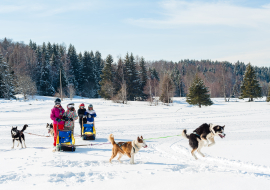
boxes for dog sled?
[82,122,96,140]
[56,130,76,151]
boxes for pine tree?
[94,51,104,98]
[240,63,262,101]
[50,44,67,94]
[138,57,148,100]
[40,43,54,96]
[99,54,114,99]
[67,45,79,92]
[124,53,140,101]
[80,51,96,97]
[0,50,15,99]
[171,66,183,97]
[33,46,42,93]
[186,75,213,108]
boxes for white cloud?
[127,0,270,28]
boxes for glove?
[62,116,69,121]
[91,115,94,118]
[56,118,61,122]
[69,118,73,121]
[83,118,87,124]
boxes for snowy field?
[0,96,270,189]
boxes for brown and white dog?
[46,123,54,137]
[108,134,147,164]
[182,123,226,160]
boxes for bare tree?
[67,84,76,100]
[160,74,175,105]
[15,75,37,100]
[113,82,127,104]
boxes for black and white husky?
[182,123,226,160]
[46,123,54,137]
[11,124,28,149]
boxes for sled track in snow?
[151,139,270,179]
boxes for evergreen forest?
[0,38,269,102]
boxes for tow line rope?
[25,132,182,147]
[144,134,181,140]
[25,132,81,138]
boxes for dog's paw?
[11,147,14,149]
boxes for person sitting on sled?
[63,103,78,134]
[83,104,97,125]
[50,98,65,148]
[77,103,86,135]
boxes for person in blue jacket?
[83,104,97,124]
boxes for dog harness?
[116,142,126,151]
[193,132,200,137]
[117,142,140,153]
[133,144,139,153]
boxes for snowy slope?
[0,96,270,190]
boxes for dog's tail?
[21,124,28,132]
[108,134,116,145]
[182,129,190,139]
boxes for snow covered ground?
[0,96,270,189]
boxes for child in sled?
[83,104,97,125]
[63,103,78,134]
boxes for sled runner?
[56,130,76,151]
[82,123,96,140]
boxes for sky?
[0,0,270,67]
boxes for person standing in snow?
[77,103,86,136]
[84,104,97,125]
[50,98,65,148]
[63,103,78,134]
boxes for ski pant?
[79,118,83,136]
[53,124,64,147]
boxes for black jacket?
[78,108,86,125]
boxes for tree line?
[0,37,270,103]
[0,38,104,99]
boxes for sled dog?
[11,124,28,149]
[108,134,147,164]
[46,123,54,137]
[182,123,226,160]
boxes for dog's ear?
[223,125,225,128]
[141,136,143,139]
[137,136,140,141]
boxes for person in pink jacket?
[50,98,65,147]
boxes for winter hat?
[67,103,75,109]
[80,103,85,107]
[88,104,93,108]
[55,98,61,105]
